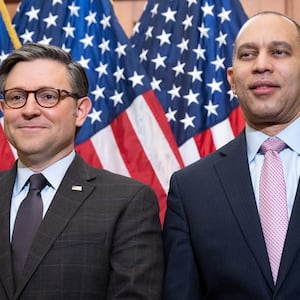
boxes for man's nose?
[21,93,41,112]
[252,52,273,73]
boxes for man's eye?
[39,91,58,100]
[45,94,55,99]
[272,49,288,56]
[239,51,256,60]
[9,94,25,101]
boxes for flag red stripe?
[143,90,184,168]
[194,129,216,158]
[75,139,103,169]
[110,110,167,222]
[229,106,245,137]
[193,107,245,160]
[0,125,15,170]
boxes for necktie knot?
[261,137,286,154]
[29,173,47,191]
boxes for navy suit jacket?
[0,154,163,299]
[163,131,300,299]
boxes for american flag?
[0,1,17,170]
[131,0,248,166]
[0,4,14,54]
[0,0,185,222]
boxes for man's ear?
[226,67,236,94]
[75,96,92,127]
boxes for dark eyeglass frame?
[1,87,81,109]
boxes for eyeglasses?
[1,88,80,109]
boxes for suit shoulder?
[69,157,158,205]
[173,134,244,178]
[97,167,148,186]
[0,170,8,177]
[173,147,221,177]
[81,160,156,194]
[0,169,12,180]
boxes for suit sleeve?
[163,173,201,300]
[107,184,164,300]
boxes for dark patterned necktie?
[11,173,47,285]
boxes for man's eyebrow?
[235,41,293,56]
[269,41,293,51]
[236,42,256,51]
[237,41,292,51]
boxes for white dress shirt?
[247,117,300,219]
[10,151,76,241]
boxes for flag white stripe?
[179,137,201,166]
[127,95,181,192]
[211,118,235,149]
[90,124,130,176]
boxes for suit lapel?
[214,132,274,288]
[0,166,17,298]
[276,183,300,289]
[15,155,97,296]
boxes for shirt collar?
[246,116,300,163]
[15,151,76,194]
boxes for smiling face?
[227,13,300,135]
[0,58,91,171]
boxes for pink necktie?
[259,137,288,283]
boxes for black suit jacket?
[0,154,163,299]
[163,131,300,299]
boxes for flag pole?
[0,0,21,49]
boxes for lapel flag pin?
[72,185,83,191]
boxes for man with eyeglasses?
[0,43,163,299]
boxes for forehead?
[10,58,66,71]
[235,14,299,47]
[7,59,67,79]
[5,59,70,89]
